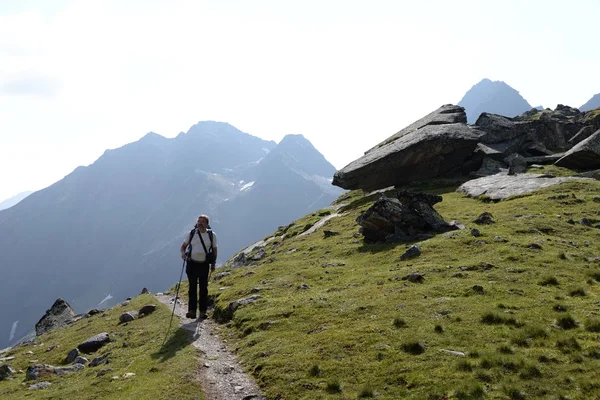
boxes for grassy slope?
[0,293,203,400]
[211,176,600,400]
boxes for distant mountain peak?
[580,93,600,112]
[458,79,532,123]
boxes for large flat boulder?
[333,121,484,191]
[555,130,600,169]
[458,173,588,200]
[366,104,467,152]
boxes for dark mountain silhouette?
[0,191,33,211]
[458,78,533,123]
[580,93,600,111]
[0,122,343,349]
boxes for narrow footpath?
[155,293,265,400]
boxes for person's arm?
[180,241,188,260]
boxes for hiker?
[180,214,218,319]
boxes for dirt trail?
[155,293,265,400]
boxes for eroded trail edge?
[155,293,265,400]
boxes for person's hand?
[210,263,216,271]
[181,253,187,260]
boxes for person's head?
[196,214,210,230]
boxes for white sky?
[1,0,599,201]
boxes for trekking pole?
[162,258,186,346]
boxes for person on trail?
[180,214,218,319]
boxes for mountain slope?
[458,78,533,123]
[208,172,600,399]
[0,191,33,211]
[580,93,600,112]
[0,123,341,349]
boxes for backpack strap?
[198,231,212,255]
[186,228,195,257]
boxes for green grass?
[0,294,203,400]
[209,179,600,399]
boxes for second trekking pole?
[162,258,186,346]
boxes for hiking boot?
[199,312,208,320]
[185,312,196,319]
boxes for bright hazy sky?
[1,0,599,202]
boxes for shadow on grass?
[151,326,195,362]
[357,240,416,254]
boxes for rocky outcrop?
[333,106,484,191]
[35,298,77,337]
[332,104,600,192]
[356,191,460,242]
[555,131,600,169]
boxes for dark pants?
[186,259,210,314]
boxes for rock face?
[333,104,600,192]
[555,130,600,169]
[333,105,484,191]
[580,93,600,112]
[356,191,458,242]
[35,298,77,337]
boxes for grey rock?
[473,212,495,225]
[72,356,89,365]
[77,332,110,353]
[400,245,421,261]
[213,272,231,281]
[556,130,600,169]
[35,298,77,337]
[333,105,484,191]
[0,364,16,380]
[119,311,138,323]
[65,348,79,363]
[458,173,588,200]
[90,355,110,367]
[140,287,150,294]
[28,381,51,390]
[505,153,528,175]
[138,304,157,315]
[26,363,84,380]
[402,272,424,283]
[228,295,263,314]
[357,191,457,243]
[471,228,481,237]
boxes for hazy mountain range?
[0,191,33,211]
[0,122,343,349]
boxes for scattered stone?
[90,355,110,367]
[439,349,466,357]
[214,272,231,281]
[471,228,481,237]
[66,348,79,363]
[123,372,136,378]
[527,243,543,250]
[119,311,138,323]
[400,245,421,261]
[581,218,593,227]
[323,230,340,238]
[298,283,310,290]
[473,212,495,224]
[28,382,51,390]
[140,287,149,294]
[87,309,103,316]
[73,356,89,365]
[472,285,485,294]
[402,272,425,283]
[120,301,130,307]
[138,304,157,315]
[494,236,509,242]
[0,364,16,380]
[26,363,84,380]
[77,332,110,354]
[228,296,263,314]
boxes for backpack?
[187,228,215,263]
